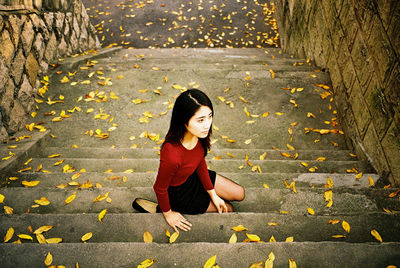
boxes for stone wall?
[0,0,99,139]
[273,0,400,186]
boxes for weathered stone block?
[339,1,358,52]
[73,17,80,37]
[384,64,400,127]
[70,32,78,51]
[11,48,25,85]
[55,12,65,37]
[0,57,8,89]
[8,99,26,133]
[44,12,54,29]
[362,122,390,178]
[381,121,400,186]
[364,75,392,141]
[386,3,400,66]
[350,31,372,88]
[39,60,48,73]
[28,13,41,29]
[335,38,351,75]
[58,36,68,56]
[353,0,376,38]
[0,79,15,119]
[44,32,57,62]
[33,32,45,62]
[79,24,88,47]
[25,52,39,86]
[366,16,397,87]
[18,75,34,113]
[349,81,371,139]
[63,17,70,37]
[376,0,398,31]
[8,15,25,48]
[342,59,356,95]
[21,19,34,55]
[0,15,3,33]
[0,30,15,67]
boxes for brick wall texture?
[273,0,400,186]
[0,0,99,139]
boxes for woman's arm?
[207,189,228,214]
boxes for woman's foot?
[132,198,159,213]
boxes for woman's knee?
[235,185,245,201]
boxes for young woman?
[133,89,245,233]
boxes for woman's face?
[186,106,213,139]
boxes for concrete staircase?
[1,48,399,267]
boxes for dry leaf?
[265,252,275,268]
[98,209,107,222]
[81,232,92,242]
[263,183,270,189]
[371,229,382,242]
[45,238,62,244]
[269,235,276,242]
[4,206,13,214]
[169,232,179,243]
[204,255,217,268]
[34,225,53,235]
[143,231,153,243]
[137,259,156,268]
[232,225,248,232]
[332,235,346,238]
[36,234,46,244]
[65,193,76,205]
[229,233,237,244]
[246,233,261,242]
[4,227,14,242]
[0,194,4,203]
[22,181,40,187]
[288,258,297,268]
[342,220,350,233]
[44,252,53,266]
[18,234,33,240]
[307,207,315,215]
[34,197,50,206]
[285,236,294,242]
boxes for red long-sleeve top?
[153,140,214,212]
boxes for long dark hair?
[163,89,214,155]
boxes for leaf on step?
[165,229,171,238]
[104,169,113,173]
[244,139,252,145]
[22,181,40,187]
[368,176,374,187]
[65,193,76,205]
[229,232,237,244]
[371,229,382,243]
[285,236,294,242]
[249,261,263,268]
[239,95,248,103]
[307,207,315,215]
[232,225,248,232]
[98,209,107,223]
[36,234,46,244]
[94,192,109,202]
[355,172,363,180]
[0,194,4,203]
[137,258,156,268]
[331,235,345,238]
[263,183,270,189]
[259,152,267,160]
[288,258,297,268]
[143,230,153,243]
[264,251,275,268]
[124,169,135,173]
[17,234,33,240]
[342,220,350,233]
[81,232,93,242]
[48,154,61,158]
[324,177,334,188]
[4,206,13,214]
[203,255,217,268]
[246,233,261,242]
[286,144,295,151]
[268,69,275,78]
[4,227,14,242]
[33,225,53,235]
[54,159,64,166]
[45,238,62,244]
[388,190,400,198]
[169,232,179,244]
[269,235,276,242]
[328,219,340,225]
[44,252,53,266]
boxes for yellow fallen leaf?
[332,235,346,238]
[143,230,153,243]
[98,209,107,223]
[22,181,40,187]
[165,229,171,238]
[81,232,92,242]
[4,227,14,242]
[246,233,261,242]
[124,169,135,173]
[301,162,309,167]
[265,251,275,268]
[204,255,217,268]
[169,232,179,243]
[307,207,315,215]
[36,234,46,244]
[259,152,267,160]
[104,169,113,173]
[368,176,374,187]
[34,225,53,234]
[229,233,237,244]
[285,236,294,242]
[0,193,4,203]
[269,235,276,242]
[44,252,53,266]
[268,222,278,226]
[324,177,334,188]
[45,238,62,244]
[371,229,382,242]
[244,139,252,145]
[137,259,156,268]
[232,225,248,232]
[342,220,350,233]
[280,210,290,214]
[65,193,76,204]
[249,261,264,268]
[263,183,270,189]
[328,219,340,224]
[4,206,13,214]
[289,258,297,268]
[262,112,269,117]
[239,95,248,103]
[18,234,33,240]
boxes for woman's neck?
[181,132,199,150]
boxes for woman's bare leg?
[206,174,245,212]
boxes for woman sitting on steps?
[132,89,245,233]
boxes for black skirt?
[167,169,216,214]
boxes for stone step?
[17,158,371,174]
[0,242,399,267]
[38,147,356,161]
[1,187,398,215]
[1,213,399,243]
[4,172,380,189]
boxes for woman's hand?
[209,190,228,214]
[163,210,192,233]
